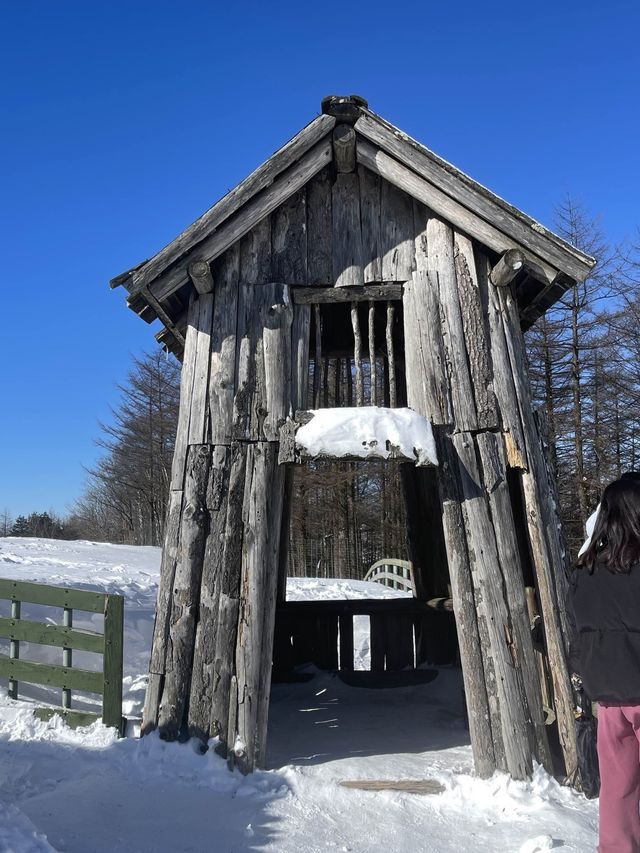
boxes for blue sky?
[1,0,639,519]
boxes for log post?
[490,249,525,288]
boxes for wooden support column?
[496,279,578,777]
[229,442,286,773]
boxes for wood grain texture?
[209,245,240,444]
[359,165,382,281]
[332,173,364,287]
[380,178,415,281]
[306,169,332,285]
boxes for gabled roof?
[111,96,595,354]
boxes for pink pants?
[597,703,640,853]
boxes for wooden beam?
[124,113,335,292]
[356,140,558,287]
[141,139,333,303]
[490,249,525,288]
[354,112,595,283]
[333,124,356,173]
[291,284,403,304]
[188,259,214,295]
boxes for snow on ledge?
[295,407,438,466]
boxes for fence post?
[102,595,124,732]
[8,600,20,699]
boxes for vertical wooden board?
[277,466,294,604]
[233,283,259,440]
[239,217,271,285]
[272,188,307,284]
[209,244,240,444]
[452,430,533,780]
[102,595,124,731]
[403,270,451,425]
[476,431,553,772]
[478,251,528,468]
[453,233,498,430]
[427,217,478,432]
[332,172,364,287]
[210,442,247,748]
[381,178,415,281]
[188,445,231,742]
[307,168,332,285]
[158,444,212,740]
[170,296,200,490]
[232,443,286,772]
[262,284,293,441]
[359,165,382,282]
[188,293,214,445]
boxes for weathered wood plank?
[380,178,415,281]
[188,293,214,445]
[359,165,382,281]
[351,303,364,406]
[357,139,558,287]
[333,173,364,287]
[209,244,240,444]
[239,217,271,285]
[0,618,104,653]
[272,188,307,283]
[170,296,199,489]
[0,656,104,694]
[158,445,211,739]
[188,446,231,742]
[147,139,333,303]
[368,302,377,405]
[427,217,478,431]
[386,301,397,408]
[292,284,403,304]
[129,114,335,292]
[306,168,332,285]
[291,303,311,412]
[453,232,498,430]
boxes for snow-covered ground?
[0,538,598,852]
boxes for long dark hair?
[579,477,640,573]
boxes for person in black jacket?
[569,476,640,853]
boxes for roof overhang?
[111,97,596,355]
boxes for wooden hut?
[111,95,595,780]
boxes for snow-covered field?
[0,538,598,852]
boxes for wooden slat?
[124,114,335,292]
[355,112,594,282]
[209,244,240,444]
[146,139,333,303]
[386,301,397,408]
[306,168,332,285]
[272,188,307,283]
[380,178,415,281]
[292,284,403,304]
[188,293,214,445]
[332,173,364,288]
[102,593,124,730]
[0,618,104,654]
[0,579,106,614]
[0,656,104,694]
[359,164,382,281]
[357,141,558,287]
[368,301,377,405]
[170,296,199,489]
[33,707,101,729]
[351,303,364,405]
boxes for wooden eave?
[111,101,595,354]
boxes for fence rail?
[0,578,124,733]
[364,558,415,593]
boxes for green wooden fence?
[0,578,124,733]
